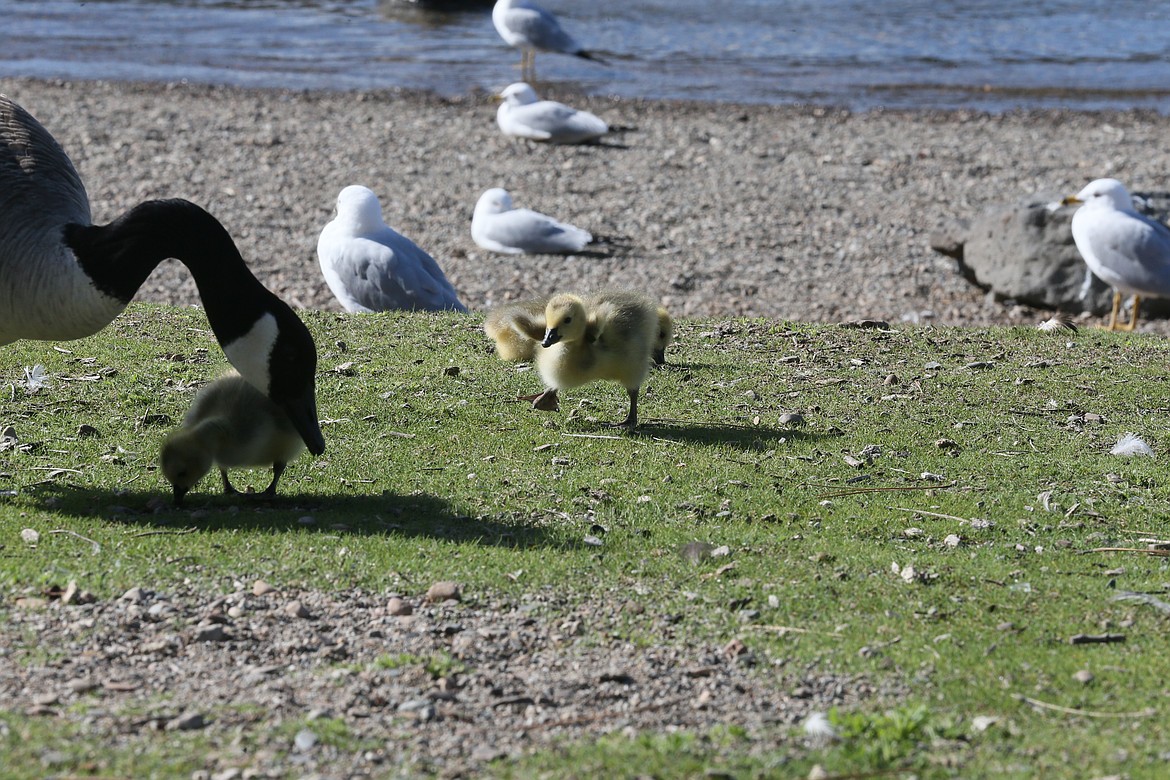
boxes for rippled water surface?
[3,0,1169,111]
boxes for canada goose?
[531,291,659,431]
[492,0,602,80]
[0,94,325,455]
[1063,178,1170,331]
[472,188,592,255]
[317,185,467,314]
[496,82,608,145]
[486,296,674,366]
[160,373,305,504]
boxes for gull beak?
[541,328,562,348]
[1061,196,1083,206]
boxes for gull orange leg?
[1104,290,1122,331]
[1119,294,1142,332]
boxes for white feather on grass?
[20,364,49,393]
[1111,433,1154,457]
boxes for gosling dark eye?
[564,316,572,324]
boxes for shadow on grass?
[637,420,822,450]
[14,484,562,550]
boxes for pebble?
[285,600,311,619]
[195,625,230,642]
[166,712,207,731]
[20,528,39,544]
[120,586,146,603]
[294,728,317,751]
[1073,669,1094,684]
[253,580,277,596]
[425,581,462,603]
[387,597,413,616]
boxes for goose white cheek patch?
[223,312,278,396]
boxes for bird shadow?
[16,483,562,550]
[636,420,822,450]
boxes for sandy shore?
[4,76,1170,330]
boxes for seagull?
[492,0,602,80]
[317,185,467,313]
[1063,178,1170,331]
[471,188,592,255]
[496,82,608,144]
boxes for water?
[3,0,1170,112]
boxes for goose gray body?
[0,93,325,455]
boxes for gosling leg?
[262,462,287,497]
[221,470,239,495]
[606,387,639,432]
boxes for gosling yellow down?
[487,291,659,430]
[160,372,305,504]
[486,297,674,366]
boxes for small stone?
[284,600,311,619]
[167,712,207,731]
[252,580,277,596]
[425,581,462,603]
[67,678,99,694]
[294,728,317,751]
[944,534,962,548]
[195,624,229,642]
[778,412,805,426]
[20,528,39,544]
[15,597,47,609]
[710,545,731,558]
[808,765,829,780]
[227,606,244,619]
[120,586,146,603]
[1073,669,1094,684]
[387,597,413,616]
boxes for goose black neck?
[64,198,280,347]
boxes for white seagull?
[471,188,592,255]
[492,0,602,80]
[317,185,467,313]
[0,93,324,455]
[1064,178,1170,331]
[496,82,608,145]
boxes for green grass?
[5,304,1170,777]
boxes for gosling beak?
[278,386,326,456]
[172,484,188,506]
[652,348,667,365]
[542,328,562,348]
[1061,196,1083,206]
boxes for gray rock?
[932,191,1170,317]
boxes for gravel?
[5,77,1170,331]
[1,583,903,776]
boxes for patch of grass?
[4,305,1170,776]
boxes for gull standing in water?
[492,0,603,80]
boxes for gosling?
[486,297,674,366]
[160,373,306,505]
[532,291,659,431]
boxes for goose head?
[541,293,588,347]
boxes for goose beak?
[172,484,189,506]
[541,328,562,348]
[652,347,667,365]
[280,388,326,455]
[1061,196,1082,206]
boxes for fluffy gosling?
[160,373,305,505]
